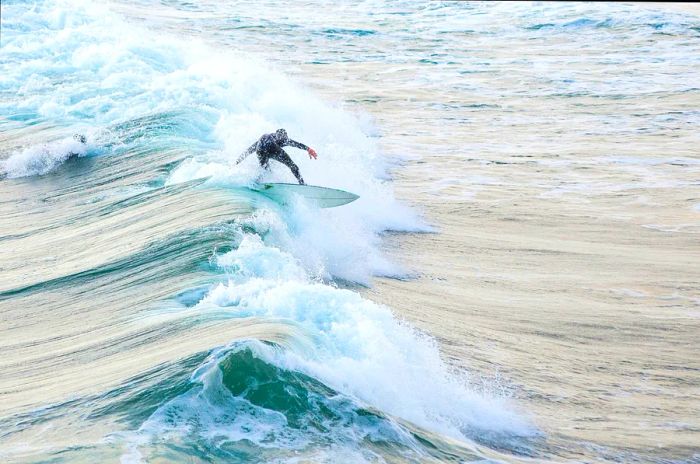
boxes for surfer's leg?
[256,153,273,184]
[257,152,270,169]
[271,150,304,185]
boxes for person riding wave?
[236,129,317,185]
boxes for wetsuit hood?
[274,128,288,144]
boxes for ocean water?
[1,1,699,463]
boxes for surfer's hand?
[307,147,317,159]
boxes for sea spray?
[2,135,90,178]
[117,233,534,461]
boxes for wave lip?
[209,236,531,439]
[1,135,90,178]
[118,342,427,462]
[117,337,529,463]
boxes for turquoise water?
[1,1,699,463]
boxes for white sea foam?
[159,67,428,283]
[3,0,429,283]
[1,136,90,178]
[11,0,428,281]
[207,235,532,438]
[159,48,429,282]
[120,235,533,461]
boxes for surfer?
[236,129,317,185]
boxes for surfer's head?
[274,128,288,143]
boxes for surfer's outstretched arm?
[235,142,258,165]
[285,139,317,159]
[284,139,308,150]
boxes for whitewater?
[1,1,699,463]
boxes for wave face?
[0,1,533,463]
[107,234,531,462]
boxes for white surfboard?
[253,183,359,208]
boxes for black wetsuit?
[237,133,309,184]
